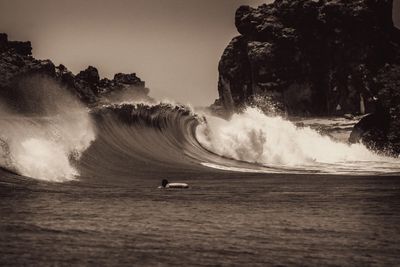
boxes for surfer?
[159,179,189,189]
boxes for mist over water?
[0,76,95,182]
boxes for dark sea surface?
[1,171,400,266]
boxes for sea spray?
[196,108,396,170]
[0,76,95,182]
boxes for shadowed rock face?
[214,0,400,155]
[0,33,152,106]
[215,0,400,116]
[349,64,400,155]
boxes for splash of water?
[0,77,95,182]
[196,108,399,174]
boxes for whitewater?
[197,108,400,175]
[1,96,400,182]
[0,77,95,182]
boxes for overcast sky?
[0,0,398,106]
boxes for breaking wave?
[79,103,400,182]
[196,108,399,174]
[1,90,399,182]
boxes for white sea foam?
[196,108,400,174]
[0,77,95,182]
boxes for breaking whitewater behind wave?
[196,109,400,174]
[1,78,399,182]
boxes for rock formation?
[349,64,400,154]
[0,33,152,107]
[214,0,400,155]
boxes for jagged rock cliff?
[214,0,400,154]
[0,33,152,107]
[215,0,399,115]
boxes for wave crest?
[2,99,400,182]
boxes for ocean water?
[1,101,400,266]
[1,172,400,266]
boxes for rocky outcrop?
[214,0,400,154]
[215,0,400,116]
[0,33,152,106]
[349,64,400,155]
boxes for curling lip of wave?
[83,103,400,179]
[2,102,400,182]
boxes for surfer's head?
[161,179,169,187]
